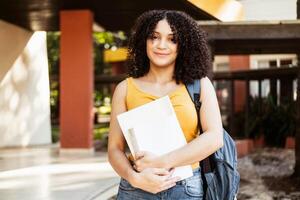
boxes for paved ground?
[0,145,119,200]
[237,148,300,200]
[1,145,299,200]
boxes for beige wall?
[213,56,230,71]
[0,20,51,147]
[239,0,297,20]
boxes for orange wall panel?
[229,55,250,112]
[60,10,94,148]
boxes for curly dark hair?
[126,10,212,84]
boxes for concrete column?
[229,55,250,112]
[60,10,94,154]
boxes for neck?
[146,63,175,84]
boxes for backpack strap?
[186,80,202,133]
[186,80,214,174]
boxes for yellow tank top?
[126,77,199,169]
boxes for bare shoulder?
[200,76,213,88]
[113,79,127,100]
[200,76,216,101]
[110,79,128,125]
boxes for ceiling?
[1,1,299,55]
[0,0,216,31]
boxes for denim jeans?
[116,168,203,200]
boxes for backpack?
[186,79,240,200]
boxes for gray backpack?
[186,79,240,200]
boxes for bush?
[247,95,297,147]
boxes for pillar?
[60,10,94,154]
[229,55,250,112]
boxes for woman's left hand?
[134,151,168,172]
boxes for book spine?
[128,128,140,159]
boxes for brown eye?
[148,33,159,40]
[170,37,177,44]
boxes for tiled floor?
[0,145,119,200]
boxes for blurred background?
[0,0,300,199]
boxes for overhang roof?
[2,1,298,55]
[199,20,300,54]
[0,0,217,31]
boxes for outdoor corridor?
[0,145,119,200]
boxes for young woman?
[108,10,223,200]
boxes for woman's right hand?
[131,168,181,194]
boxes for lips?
[154,52,170,56]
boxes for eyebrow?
[153,31,174,36]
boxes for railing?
[213,66,300,138]
[50,66,300,138]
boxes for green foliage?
[94,90,104,107]
[231,111,246,139]
[47,31,126,144]
[51,126,60,143]
[93,31,127,74]
[93,31,127,46]
[247,96,263,139]
[93,32,114,44]
[261,95,296,147]
[93,127,110,140]
[51,126,109,144]
[247,95,297,147]
[94,89,111,108]
[47,31,127,75]
[50,81,59,125]
[47,32,60,75]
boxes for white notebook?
[117,96,193,180]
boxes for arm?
[108,80,180,193]
[135,77,223,170]
[108,80,135,182]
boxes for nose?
[157,39,168,49]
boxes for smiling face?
[146,19,178,69]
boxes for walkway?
[2,145,299,200]
[0,145,119,200]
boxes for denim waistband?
[176,167,201,185]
